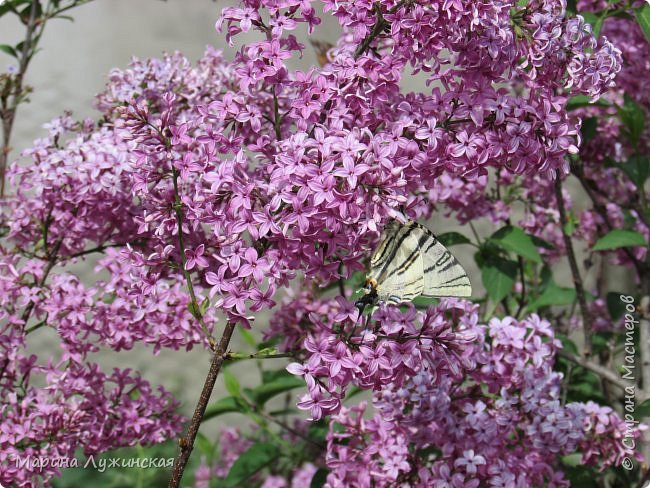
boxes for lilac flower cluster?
[274,298,638,486]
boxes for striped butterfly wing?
[368,221,425,304]
[418,224,472,298]
[368,220,471,304]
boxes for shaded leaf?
[310,468,329,488]
[580,117,598,143]
[527,283,576,310]
[223,368,241,397]
[250,375,305,406]
[203,396,249,421]
[619,155,650,187]
[480,257,517,303]
[635,399,650,419]
[223,442,280,488]
[592,229,647,251]
[566,95,610,111]
[490,226,542,263]
[606,292,628,321]
[635,3,650,44]
[0,44,18,58]
[436,231,471,247]
[619,94,645,146]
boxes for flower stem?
[171,166,215,349]
[225,351,295,361]
[168,320,237,488]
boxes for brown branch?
[0,0,40,197]
[554,176,593,355]
[557,349,644,400]
[168,320,237,488]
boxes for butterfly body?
[355,220,471,314]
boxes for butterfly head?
[354,277,378,317]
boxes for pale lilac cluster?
[0,354,181,485]
[275,309,638,487]
[285,298,480,421]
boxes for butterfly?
[355,219,472,315]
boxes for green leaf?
[223,442,280,488]
[619,94,645,146]
[239,328,257,349]
[566,0,577,14]
[606,291,628,321]
[527,282,576,310]
[592,229,648,251]
[223,368,241,397]
[307,420,330,444]
[561,453,583,468]
[261,368,294,384]
[0,0,31,18]
[436,231,472,247]
[530,235,554,250]
[250,375,305,406]
[203,396,249,421]
[195,432,216,460]
[412,296,440,309]
[480,257,517,303]
[489,225,542,263]
[0,44,18,58]
[310,468,329,488]
[562,465,596,488]
[563,219,576,237]
[566,95,610,111]
[635,3,650,44]
[556,333,579,355]
[580,117,598,143]
[619,155,650,187]
[200,296,210,315]
[187,301,200,319]
[635,399,650,419]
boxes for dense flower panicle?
[0,358,180,486]
[274,304,638,487]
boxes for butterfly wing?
[418,224,472,297]
[368,221,425,304]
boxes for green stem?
[171,166,215,349]
[272,87,282,140]
[225,351,295,361]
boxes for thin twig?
[224,351,295,361]
[168,320,237,488]
[514,256,526,318]
[554,176,592,355]
[171,166,215,349]
[557,349,643,399]
[254,407,325,450]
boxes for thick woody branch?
[168,320,237,488]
